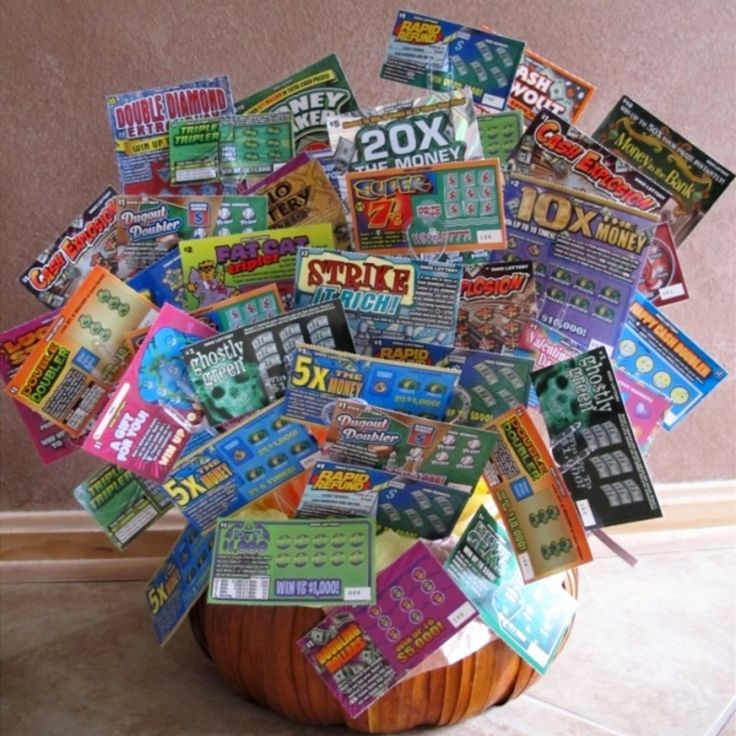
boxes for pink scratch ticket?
[83,304,215,481]
[615,370,670,453]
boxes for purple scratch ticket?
[298,541,477,718]
[499,173,659,352]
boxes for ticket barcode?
[174,167,217,183]
[448,602,476,628]
[114,504,158,545]
[344,587,371,602]
[477,229,503,244]
[518,552,535,582]
[576,499,596,528]
[212,575,269,600]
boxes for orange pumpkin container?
[189,569,577,733]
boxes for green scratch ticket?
[178,223,336,311]
[219,113,294,182]
[325,399,497,493]
[73,463,171,550]
[235,54,359,152]
[477,112,525,162]
[208,517,376,605]
[169,119,221,186]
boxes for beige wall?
[1,0,734,510]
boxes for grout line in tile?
[0,591,147,661]
[524,693,634,736]
[591,542,736,558]
[585,544,736,565]
[587,526,735,556]
[706,695,736,736]
[627,545,736,556]
[593,540,736,570]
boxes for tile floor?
[1,529,734,736]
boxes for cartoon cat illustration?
[186,260,235,307]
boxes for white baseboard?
[1,480,733,583]
[0,510,185,583]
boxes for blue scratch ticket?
[614,294,727,430]
[381,11,525,111]
[146,523,215,646]
[284,343,459,426]
[445,348,534,426]
[161,400,319,532]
